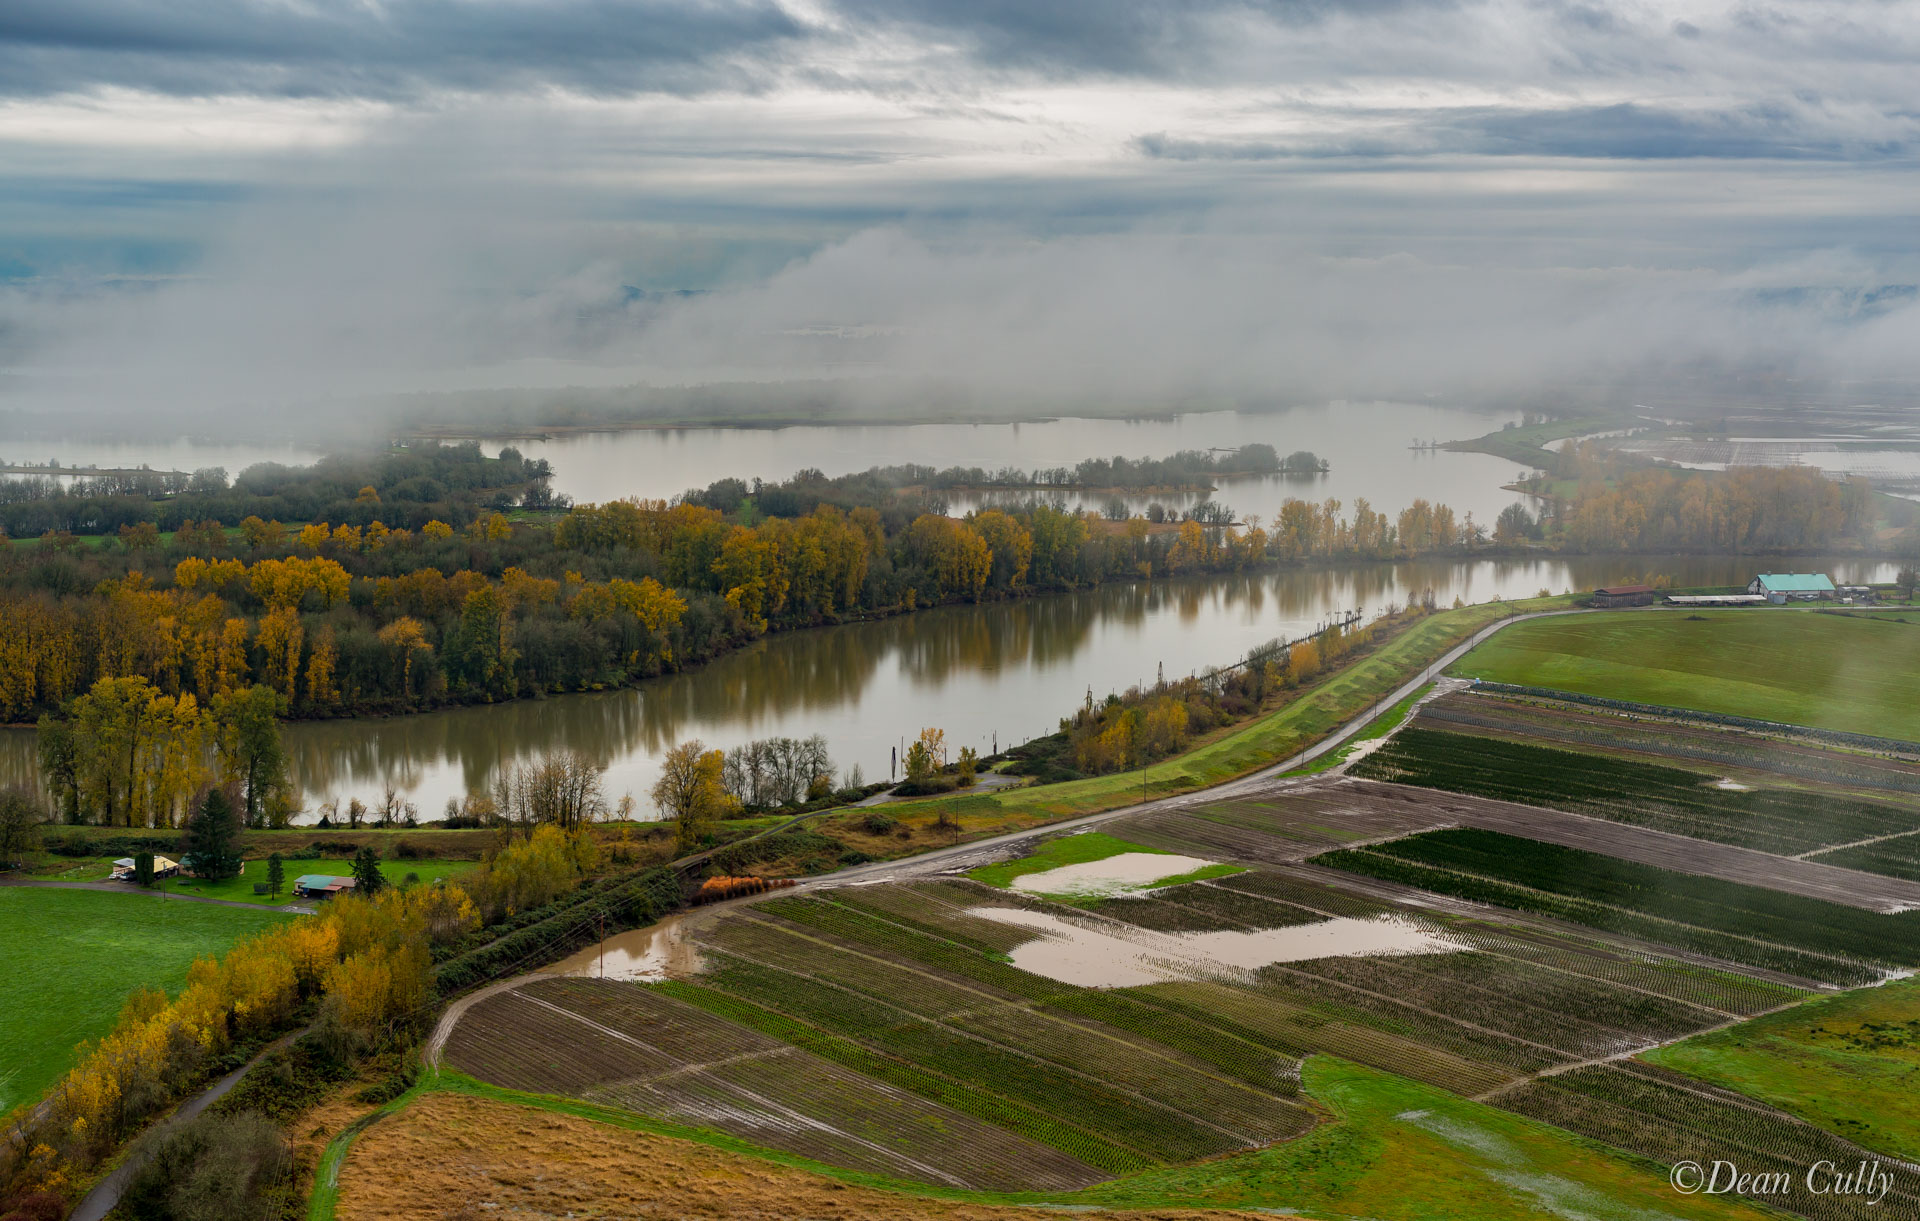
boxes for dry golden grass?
[338,1091,1264,1221]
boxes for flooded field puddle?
[1010,852,1218,898]
[552,915,699,982]
[967,907,1459,988]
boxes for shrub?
[388,837,424,860]
[121,1110,293,1221]
[0,1193,66,1221]
[860,812,898,835]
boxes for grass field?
[1643,976,1920,1162]
[168,856,477,904]
[1448,610,1920,740]
[0,887,290,1116]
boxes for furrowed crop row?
[1040,989,1302,1093]
[1142,879,1327,930]
[533,977,779,1062]
[1250,968,1565,1074]
[764,896,1078,1004]
[720,912,1309,1143]
[955,1005,1305,1143]
[708,916,1005,1017]
[1320,830,1913,983]
[1354,728,1920,858]
[1495,1064,1920,1221]
[1280,955,1666,1059]
[1422,698,1920,798]
[1323,847,1875,986]
[654,979,1148,1176]
[1143,980,1519,1097]
[1087,894,1251,933]
[823,885,1039,954]
[1443,924,1804,1016]
[1811,832,1920,883]
[1369,950,1729,1042]
[592,1047,1106,1193]
[694,952,1256,1164]
[1205,868,1394,920]
[1113,812,1313,865]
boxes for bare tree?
[493,749,608,834]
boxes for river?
[0,554,1893,821]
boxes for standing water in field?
[551,915,699,981]
[1009,852,1220,898]
[967,907,1459,988]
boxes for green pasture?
[167,856,477,905]
[1645,976,1920,1163]
[0,887,289,1117]
[1449,609,1920,741]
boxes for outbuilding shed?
[293,874,358,899]
[1592,584,1654,608]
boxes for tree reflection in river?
[0,555,1896,820]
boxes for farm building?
[1591,584,1654,608]
[1747,573,1835,602]
[294,874,357,899]
[110,856,180,881]
[1665,594,1769,607]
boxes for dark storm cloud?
[0,0,808,99]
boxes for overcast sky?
[2,0,1918,423]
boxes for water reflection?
[515,404,1535,526]
[0,555,1894,818]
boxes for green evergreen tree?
[179,788,243,881]
[351,844,385,895]
[266,851,285,899]
[134,851,155,888]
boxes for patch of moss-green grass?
[966,831,1167,889]
[1644,975,1920,1163]
[0,887,290,1116]
[169,856,476,904]
[1449,609,1920,741]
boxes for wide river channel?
[0,554,1894,820]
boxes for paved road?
[810,606,1599,888]
[0,875,315,914]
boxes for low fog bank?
[4,201,1919,440]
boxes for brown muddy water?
[550,913,700,982]
[1009,852,1219,898]
[0,554,1893,819]
[967,907,1460,988]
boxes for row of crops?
[1420,694,1920,798]
[1813,830,1920,882]
[1496,1061,1920,1221]
[442,976,1109,1191]
[1317,829,1920,985]
[1351,726,1920,858]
